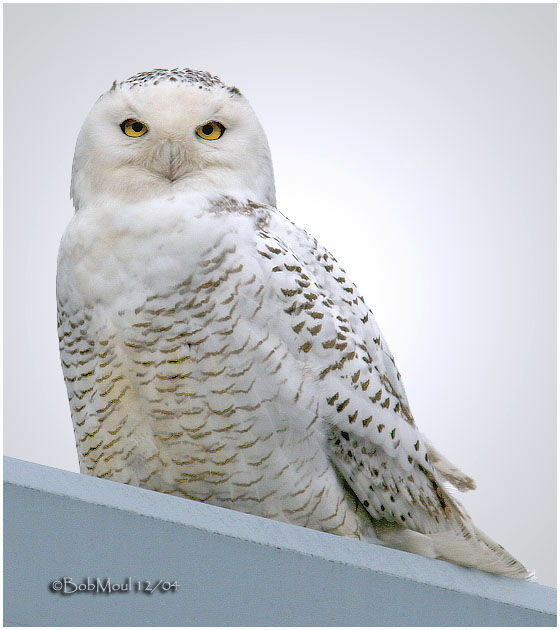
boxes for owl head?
[70,68,276,211]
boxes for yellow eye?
[195,121,225,140]
[120,118,149,137]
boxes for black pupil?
[131,122,144,133]
[202,123,214,136]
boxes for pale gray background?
[4,3,556,586]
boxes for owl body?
[58,68,530,579]
[57,193,378,538]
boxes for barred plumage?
[58,68,530,579]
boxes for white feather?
[57,68,531,580]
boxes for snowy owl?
[57,68,530,579]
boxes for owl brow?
[119,92,144,121]
[209,105,226,120]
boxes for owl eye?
[195,121,225,140]
[120,119,149,137]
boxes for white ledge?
[4,456,556,627]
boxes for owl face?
[71,73,276,210]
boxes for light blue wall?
[4,457,556,627]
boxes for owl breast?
[57,195,377,541]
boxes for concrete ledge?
[4,456,556,626]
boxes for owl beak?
[161,142,183,182]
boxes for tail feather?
[374,521,532,579]
[423,436,476,492]
[431,524,532,579]
[373,485,532,580]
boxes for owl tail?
[428,523,533,579]
[374,509,533,580]
[422,436,476,492]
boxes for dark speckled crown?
[113,67,242,96]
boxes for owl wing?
[269,211,476,493]
[258,210,461,532]
[256,208,529,578]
